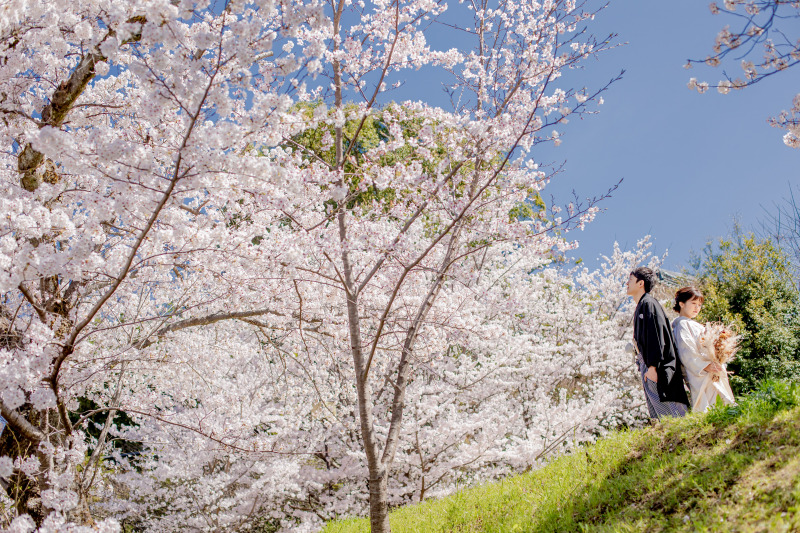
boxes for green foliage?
[240,516,282,533]
[324,380,800,533]
[69,397,143,462]
[707,379,800,426]
[284,102,547,223]
[693,229,800,394]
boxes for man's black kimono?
[633,292,690,406]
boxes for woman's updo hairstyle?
[673,286,704,313]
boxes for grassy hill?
[325,380,800,533]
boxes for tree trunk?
[368,467,390,532]
[329,1,393,530]
[0,407,59,525]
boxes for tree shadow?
[527,410,800,532]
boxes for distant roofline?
[657,269,696,288]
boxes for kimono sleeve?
[675,321,709,377]
[640,300,666,368]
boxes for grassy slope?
[325,381,800,533]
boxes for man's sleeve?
[641,301,665,368]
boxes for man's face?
[626,274,643,296]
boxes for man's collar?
[635,292,651,309]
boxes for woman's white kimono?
[672,316,735,412]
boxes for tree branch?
[18,17,146,191]
[135,307,288,350]
[17,283,46,324]
[0,400,46,442]
[74,406,313,456]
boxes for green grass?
[325,380,800,533]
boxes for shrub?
[706,378,800,425]
[693,228,800,393]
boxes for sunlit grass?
[325,380,800,532]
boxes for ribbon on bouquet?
[693,370,735,411]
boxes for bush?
[706,378,800,425]
[693,228,800,393]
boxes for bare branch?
[73,406,314,456]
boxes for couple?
[626,267,735,420]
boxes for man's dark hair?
[630,267,657,293]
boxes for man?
[627,267,689,420]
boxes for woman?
[671,286,735,412]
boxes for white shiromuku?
[672,316,736,412]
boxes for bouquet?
[698,322,741,382]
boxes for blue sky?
[366,0,799,271]
[528,0,800,271]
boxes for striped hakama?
[637,352,689,420]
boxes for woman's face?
[679,297,703,319]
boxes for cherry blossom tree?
[0,0,330,526]
[0,0,625,530]
[267,0,622,527]
[92,238,655,532]
[687,1,800,147]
